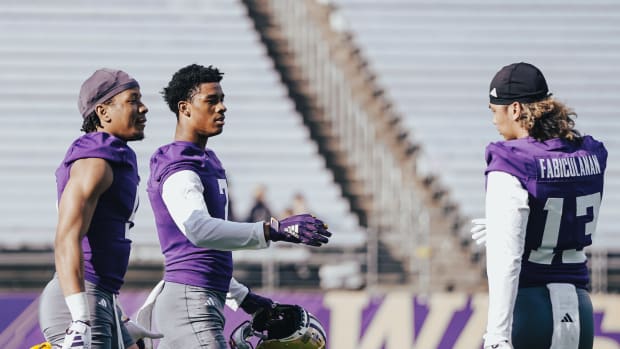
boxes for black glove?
[240,292,274,315]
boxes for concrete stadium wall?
[2,291,619,349]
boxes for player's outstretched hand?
[61,320,91,349]
[268,214,331,247]
[470,218,487,246]
[240,292,275,315]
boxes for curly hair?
[517,97,582,142]
[80,98,114,133]
[161,64,224,117]
[80,112,101,133]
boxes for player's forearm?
[183,212,268,250]
[485,252,520,341]
[54,204,92,296]
[225,277,250,310]
[485,212,524,338]
[54,214,94,296]
[56,243,91,323]
[162,170,270,249]
[54,233,85,296]
[484,172,529,342]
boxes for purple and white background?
[2,291,619,349]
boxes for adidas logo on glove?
[284,225,299,239]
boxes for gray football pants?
[39,275,134,348]
[153,281,228,349]
[512,286,594,349]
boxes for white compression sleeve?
[161,170,269,250]
[65,292,90,322]
[483,171,530,346]
[226,277,250,311]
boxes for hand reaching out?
[268,214,331,247]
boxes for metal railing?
[264,0,431,292]
[590,249,609,293]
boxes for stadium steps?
[334,0,620,246]
[333,0,620,291]
[242,0,476,289]
[242,0,372,227]
[242,0,425,286]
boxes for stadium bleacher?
[2,2,620,348]
[1,0,618,293]
[333,0,620,248]
[0,0,364,272]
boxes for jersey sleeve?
[64,132,135,166]
[485,141,531,189]
[149,142,218,191]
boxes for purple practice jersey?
[56,132,139,294]
[147,141,233,292]
[485,136,607,289]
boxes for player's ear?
[178,101,190,118]
[510,101,521,121]
[95,104,112,123]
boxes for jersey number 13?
[528,192,601,265]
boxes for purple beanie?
[78,68,139,118]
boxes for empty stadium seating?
[333,0,620,248]
[0,0,364,261]
[2,0,618,293]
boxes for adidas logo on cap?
[489,62,550,105]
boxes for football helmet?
[230,304,327,349]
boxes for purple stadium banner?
[1,291,619,349]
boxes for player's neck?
[174,125,208,149]
[515,128,529,139]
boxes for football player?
[38,69,161,349]
[473,62,606,349]
[144,64,331,348]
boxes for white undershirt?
[484,171,530,346]
[161,170,269,250]
[226,277,250,311]
[161,170,266,309]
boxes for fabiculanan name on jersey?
[537,154,602,179]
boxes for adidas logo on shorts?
[561,313,574,323]
[98,298,107,308]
